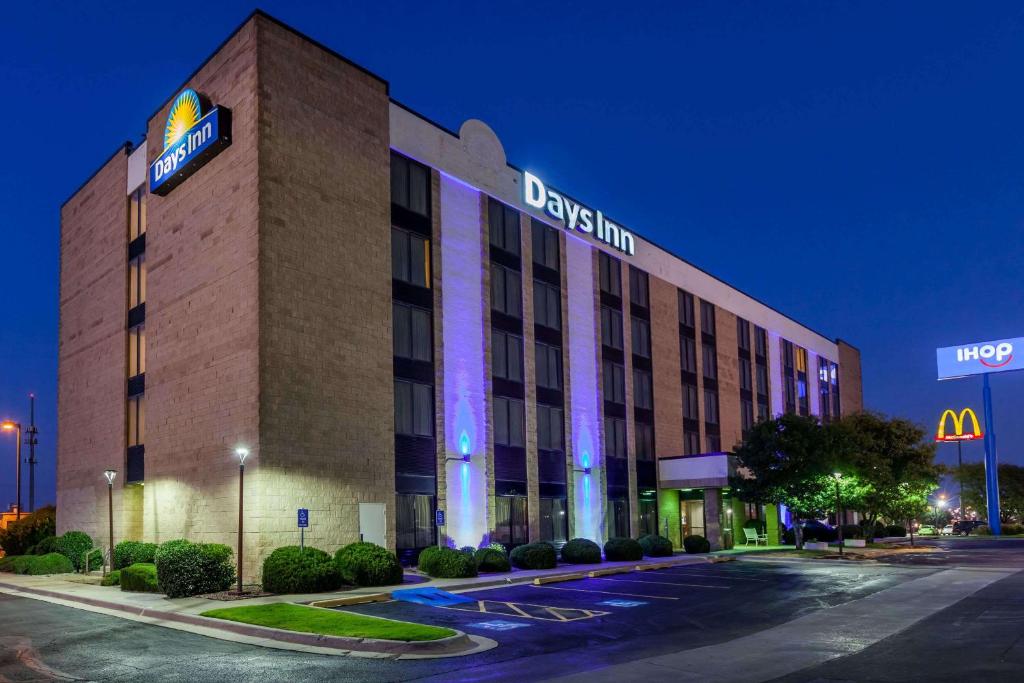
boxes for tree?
[957,462,1024,523]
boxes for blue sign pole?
[982,374,1001,535]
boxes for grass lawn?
[200,603,456,642]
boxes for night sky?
[1,2,1021,511]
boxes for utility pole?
[27,394,38,513]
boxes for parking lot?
[341,559,933,681]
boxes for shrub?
[55,531,94,572]
[802,525,838,543]
[0,555,23,572]
[510,542,557,570]
[417,546,478,578]
[459,546,477,556]
[860,521,886,539]
[155,539,235,598]
[121,563,160,592]
[974,525,993,536]
[840,524,863,540]
[474,547,510,572]
[683,535,711,554]
[486,542,507,554]
[114,541,158,570]
[561,538,602,564]
[604,537,643,562]
[1001,523,1023,535]
[32,536,58,556]
[743,519,767,534]
[884,524,907,538]
[334,542,403,587]
[11,556,35,574]
[22,553,74,575]
[262,546,341,594]
[0,506,56,556]
[102,570,121,587]
[638,534,674,557]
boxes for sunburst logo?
[164,89,203,150]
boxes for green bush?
[1002,523,1023,535]
[334,542,403,587]
[840,524,863,540]
[604,537,643,562]
[638,534,674,557]
[458,546,476,556]
[32,536,58,556]
[55,531,95,571]
[114,541,158,570]
[155,539,235,598]
[974,525,993,536]
[683,535,711,554]
[561,538,602,564]
[884,524,907,537]
[487,542,507,554]
[262,546,341,594]
[474,547,510,572]
[11,556,35,574]
[0,555,23,572]
[102,570,121,587]
[743,519,767,534]
[121,563,160,592]
[21,553,74,575]
[416,546,478,578]
[0,506,56,556]
[510,542,557,570]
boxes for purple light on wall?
[565,238,603,542]
[441,174,489,549]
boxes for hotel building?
[58,12,862,572]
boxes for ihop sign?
[936,336,1023,380]
[150,89,232,196]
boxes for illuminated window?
[128,187,147,241]
[127,395,145,447]
[631,318,651,358]
[128,325,146,377]
[489,199,521,256]
[533,280,561,330]
[599,252,621,297]
[390,154,430,217]
[391,227,430,288]
[393,302,432,362]
[531,220,559,271]
[600,306,623,350]
[490,265,522,318]
[492,331,524,382]
[795,347,807,373]
[128,255,146,309]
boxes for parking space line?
[591,576,730,589]
[530,584,680,600]
[659,569,771,582]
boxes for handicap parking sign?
[435,509,445,526]
[598,599,647,608]
[297,508,309,528]
[473,620,530,631]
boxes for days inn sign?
[150,89,232,196]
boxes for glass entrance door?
[681,499,705,539]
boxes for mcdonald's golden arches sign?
[935,408,983,442]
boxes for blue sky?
[1,1,1022,509]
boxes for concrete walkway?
[551,565,1020,682]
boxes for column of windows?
[125,187,147,483]
[599,251,630,538]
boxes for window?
[633,368,653,410]
[599,252,621,297]
[396,494,435,550]
[631,318,651,358]
[488,198,521,256]
[491,265,522,318]
[604,417,626,457]
[533,280,561,330]
[704,389,719,424]
[684,430,700,455]
[700,300,716,336]
[706,434,721,453]
[494,397,525,447]
[394,380,434,437]
[782,340,795,371]
[128,255,146,309]
[638,498,657,536]
[678,290,695,328]
[492,331,524,382]
[391,227,430,287]
[127,395,145,447]
[390,154,430,216]
[741,398,755,433]
[537,404,564,451]
[758,398,770,421]
[532,220,559,270]
[755,326,767,357]
[607,498,630,539]
[795,347,807,373]
[535,342,562,390]
[737,318,751,351]
[756,364,769,396]
[128,187,146,241]
[629,267,649,307]
[602,360,626,404]
[128,325,146,377]
[680,337,697,373]
[493,496,528,547]
[600,306,623,350]
[393,302,432,362]
[539,497,568,544]
[784,377,797,413]
[635,422,654,461]
[739,357,752,391]
[702,343,718,380]
[683,384,700,420]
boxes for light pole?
[1,421,22,520]
[936,495,948,528]
[103,470,116,575]
[27,394,38,513]
[833,472,844,557]
[234,447,249,594]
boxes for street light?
[832,472,844,557]
[103,470,117,575]
[234,447,249,595]
[1,420,22,520]
[936,494,948,528]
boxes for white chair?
[743,527,769,546]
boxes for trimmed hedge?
[155,539,235,598]
[121,563,160,592]
[683,535,711,554]
[55,531,95,572]
[638,534,674,557]
[561,538,602,564]
[604,537,643,562]
[510,542,557,570]
[31,536,58,556]
[0,506,56,556]
[334,542,404,587]
[102,570,121,587]
[474,547,510,573]
[884,524,907,537]
[840,524,863,540]
[22,553,74,575]
[417,546,478,578]
[114,541,158,570]
[262,546,341,594]
[0,555,22,572]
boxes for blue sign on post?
[297,508,309,528]
[936,336,1023,380]
[435,509,445,527]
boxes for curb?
[310,593,392,608]
[533,572,585,585]
[0,581,485,658]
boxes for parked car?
[953,520,984,536]
[917,525,938,536]
[941,524,955,535]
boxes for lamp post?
[936,495,948,528]
[103,470,116,575]
[27,394,38,513]
[832,472,844,557]
[234,447,249,595]
[1,421,22,520]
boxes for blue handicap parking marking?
[472,620,532,631]
[598,599,648,608]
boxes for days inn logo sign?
[936,336,1023,380]
[149,89,232,196]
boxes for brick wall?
[650,275,683,457]
[837,340,864,415]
